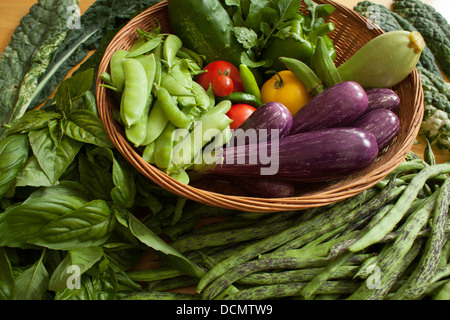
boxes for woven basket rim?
[96,0,424,212]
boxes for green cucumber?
[167,0,243,67]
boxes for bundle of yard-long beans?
[124,148,450,300]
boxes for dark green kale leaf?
[0,0,77,136]
[393,0,450,78]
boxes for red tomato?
[212,75,234,97]
[197,61,244,93]
[226,104,256,130]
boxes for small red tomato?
[226,104,256,130]
[196,60,244,93]
[212,75,234,97]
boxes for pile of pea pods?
[100,29,234,184]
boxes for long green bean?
[223,281,362,300]
[196,188,377,294]
[391,177,450,300]
[237,265,359,286]
[349,163,450,252]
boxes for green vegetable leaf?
[0,134,30,198]
[63,110,114,148]
[0,0,78,136]
[4,109,61,137]
[49,247,104,291]
[0,248,15,300]
[78,153,114,201]
[233,27,260,50]
[13,250,49,300]
[0,195,87,248]
[29,125,83,184]
[28,0,162,112]
[28,199,115,250]
[15,155,54,188]
[114,207,202,278]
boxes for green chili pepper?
[120,58,148,128]
[155,85,194,128]
[239,64,261,101]
[216,92,263,108]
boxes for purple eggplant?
[230,102,293,146]
[351,108,400,150]
[209,127,379,182]
[290,81,368,135]
[232,176,295,198]
[365,88,400,112]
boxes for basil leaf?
[28,181,90,202]
[29,126,83,184]
[0,248,15,300]
[89,147,136,208]
[49,247,104,291]
[28,199,116,250]
[63,110,114,148]
[15,155,53,188]
[78,153,114,201]
[13,250,49,300]
[114,207,201,278]
[0,195,87,248]
[4,109,61,136]
[0,134,30,198]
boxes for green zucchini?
[167,0,243,67]
[337,30,425,88]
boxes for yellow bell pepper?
[261,70,311,116]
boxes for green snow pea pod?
[163,34,182,68]
[110,50,128,90]
[169,169,190,184]
[135,53,157,95]
[192,81,210,110]
[126,34,163,58]
[155,85,194,128]
[153,43,163,88]
[125,102,151,147]
[160,69,194,96]
[120,58,148,127]
[142,141,156,164]
[142,98,169,145]
[172,105,232,167]
[154,122,177,169]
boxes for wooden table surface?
[0,0,449,163]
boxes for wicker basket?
[96,0,424,212]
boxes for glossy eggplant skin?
[210,127,379,182]
[351,108,400,150]
[290,81,368,135]
[232,177,295,198]
[365,88,400,113]
[230,102,293,146]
